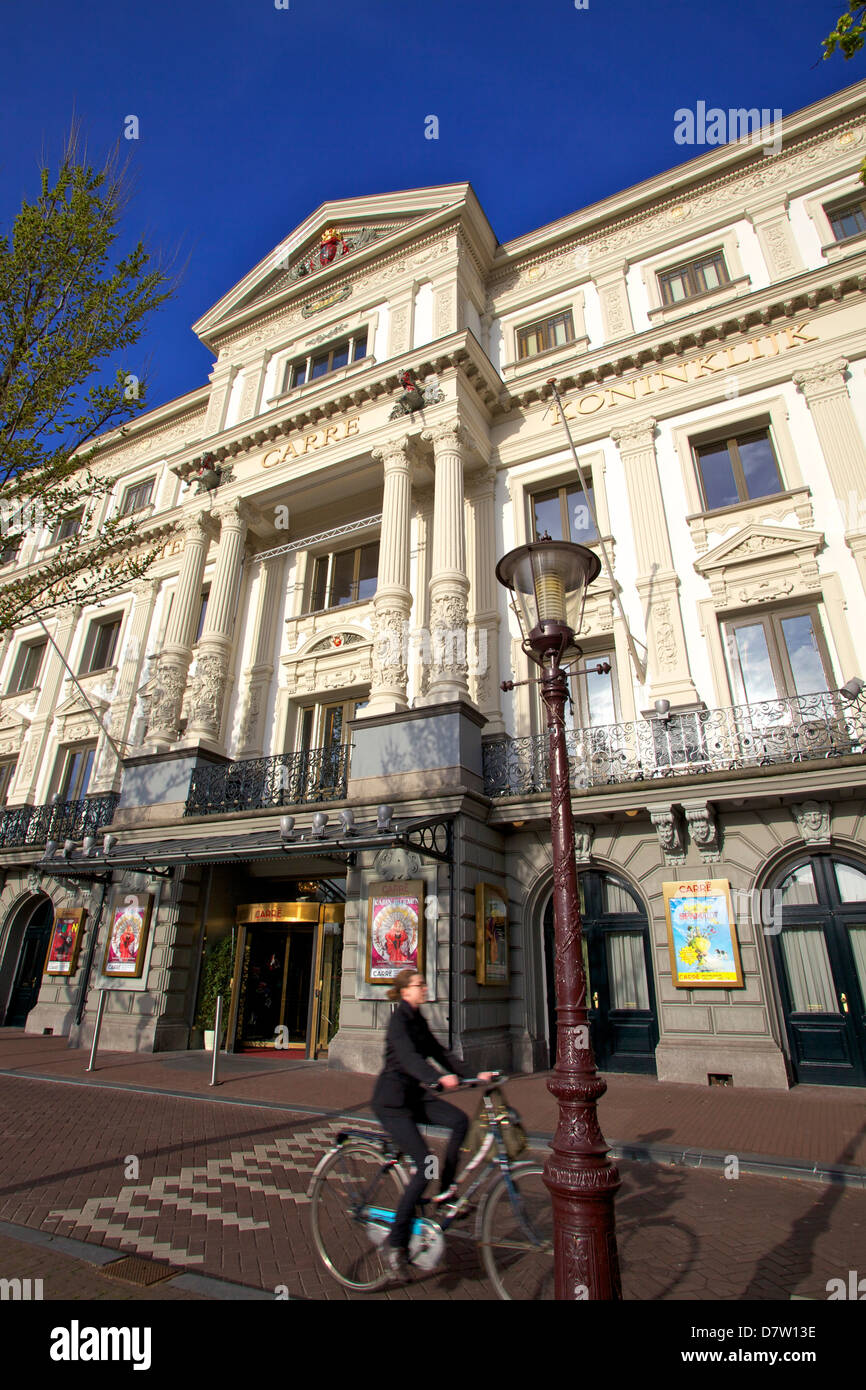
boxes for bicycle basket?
[462,1087,527,1160]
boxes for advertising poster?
[663,879,744,988]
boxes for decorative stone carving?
[654,603,678,671]
[238,687,261,749]
[147,664,188,739]
[650,807,686,865]
[430,592,469,683]
[187,652,230,731]
[573,822,594,863]
[793,358,849,395]
[792,800,831,845]
[683,802,721,863]
[371,610,409,690]
[373,847,422,880]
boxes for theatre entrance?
[227,901,344,1058]
[543,870,658,1074]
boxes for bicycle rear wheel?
[309,1140,406,1291]
[480,1162,554,1300]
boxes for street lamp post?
[496,539,622,1301]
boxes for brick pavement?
[1,1030,864,1175]
[0,1071,863,1302]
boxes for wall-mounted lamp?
[840,676,865,701]
[279,815,296,842]
[339,809,357,836]
[103,834,118,854]
[45,839,57,859]
[61,839,75,860]
[82,836,96,857]
[376,804,394,834]
[654,698,671,721]
[311,812,329,840]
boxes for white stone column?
[148,511,216,749]
[794,359,866,599]
[367,437,414,714]
[90,578,159,792]
[236,554,286,757]
[186,499,251,744]
[466,466,504,733]
[411,488,434,701]
[611,418,697,705]
[420,421,471,703]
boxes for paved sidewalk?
[1,1030,864,1178]
[0,1069,863,1302]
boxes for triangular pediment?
[695,523,825,574]
[193,184,479,347]
[54,689,110,720]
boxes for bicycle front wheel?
[480,1162,555,1300]
[309,1141,406,1291]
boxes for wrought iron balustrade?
[0,793,120,849]
[185,744,351,817]
[483,691,866,798]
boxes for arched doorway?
[767,852,866,1087]
[543,870,658,1073]
[2,896,54,1027]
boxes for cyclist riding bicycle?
[371,968,494,1279]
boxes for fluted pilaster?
[367,437,414,713]
[186,499,251,743]
[466,466,504,732]
[236,554,286,756]
[420,421,471,703]
[147,511,216,749]
[611,418,697,705]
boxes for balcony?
[185,745,351,817]
[0,794,120,849]
[483,692,866,798]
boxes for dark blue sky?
[0,0,860,413]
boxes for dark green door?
[770,855,866,1087]
[544,871,658,1074]
[6,900,53,1027]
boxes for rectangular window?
[723,607,833,705]
[692,426,783,511]
[0,759,17,806]
[119,478,154,516]
[826,199,866,242]
[8,639,47,694]
[309,542,378,611]
[79,617,122,675]
[0,537,21,567]
[52,511,84,544]
[516,310,575,361]
[531,480,598,545]
[282,330,369,393]
[658,250,730,306]
[54,743,97,803]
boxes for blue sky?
[0,0,861,413]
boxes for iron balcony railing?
[483,691,866,798]
[0,793,120,849]
[185,744,351,817]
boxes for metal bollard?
[210,994,224,1087]
[86,989,108,1072]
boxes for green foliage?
[195,936,235,1031]
[0,127,177,632]
[822,2,866,60]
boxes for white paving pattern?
[45,1119,381,1266]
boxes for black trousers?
[373,1097,469,1251]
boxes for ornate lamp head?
[496,540,601,665]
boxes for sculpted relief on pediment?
[695,524,825,609]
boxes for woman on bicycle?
[372,968,493,1278]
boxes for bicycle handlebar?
[423,1071,507,1093]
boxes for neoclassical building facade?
[2,82,866,1089]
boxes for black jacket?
[372,1000,469,1110]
